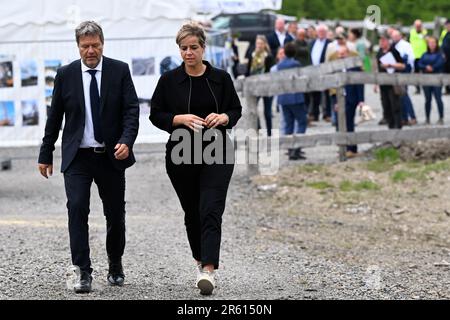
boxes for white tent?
[193,0,282,14]
[0,0,198,146]
[0,0,195,41]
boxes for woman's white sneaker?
[196,271,215,295]
[194,263,203,288]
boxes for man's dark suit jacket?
[309,38,332,64]
[442,32,450,60]
[38,56,140,172]
[267,32,294,57]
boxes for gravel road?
[0,87,449,300]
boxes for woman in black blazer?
[150,22,242,295]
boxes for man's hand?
[114,144,129,160]
[173,114,206,132]
[205,113,229,129]
[426,65,433,73]
[38,164,53,179]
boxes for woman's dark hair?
[284,42,297,58]
[350,28,362,39]
[427,36,440,53]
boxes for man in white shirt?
[267,18,294,57]
[38,21,139,293]
[311,24,329,66]
[391,29,417,125]
[310,25,332,121]
[392,30,415,71]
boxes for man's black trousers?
[64,149,126,274]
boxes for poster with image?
[132,57,155,76]
[45,88,53,116]
[0,61,14,88]
[21,60,38,87]
[0,101,15,126]
[160,56,182,75]
[45,89,63,130]
[44,60,61,88]
[21,100,39,126]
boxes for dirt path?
[0,142,449,300]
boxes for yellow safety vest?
[409,28,428,59]
[439,29,447,46]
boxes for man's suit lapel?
[273,32,280,49]
[277,34,282,48]
[321,40,330,63]
[284,34,292,45]
[75,60,86,117]
[100,57,109,114]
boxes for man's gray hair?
[316,24,329,32]
[75,21,104,44]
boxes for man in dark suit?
[309,24,332,122]
[442,19,450,94]
[267,18,294,58]
[38,21,139,293]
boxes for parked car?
[211,12,277,43]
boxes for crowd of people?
[232,17,450,160]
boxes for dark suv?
[211,12,277,43]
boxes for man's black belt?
[80,147,106,154]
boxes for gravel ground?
[1,143,449,300]
[0,87,449,300]
[251,143,450,300]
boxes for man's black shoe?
[74,271,92,294]
[286,149,305,156]
[289,154,307,161]
[108,260,125,286]
[288,148,307,161]
[378,118,387,125]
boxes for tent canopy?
[0,0,195,26]
[193,0,282,14]
[0,0,196,41]
[0,0,239,147]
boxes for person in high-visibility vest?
[439,29,447,46]
[409,20,428,94]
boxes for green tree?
[279,0,448,25]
